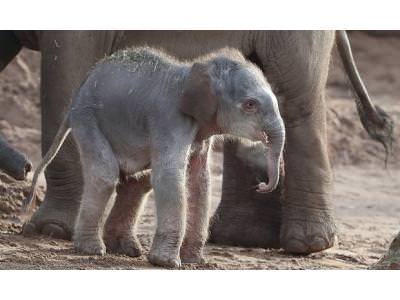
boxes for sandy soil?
[0,31,399,269]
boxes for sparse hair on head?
[103,46,248,69]
[194,47,246,64]
[102,45,187,67]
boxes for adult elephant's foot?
[280,202,336,254]
[208,191,281,248]
[208,140,282,248]
[22,195,80,240]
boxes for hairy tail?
[24,113,71,213]
[336,30,394,166]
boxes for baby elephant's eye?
[242,99,260,113]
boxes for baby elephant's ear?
[181,63,217,124]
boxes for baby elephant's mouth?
[256,181,270,193]
[252,131,271,194]
[260,131,269,144]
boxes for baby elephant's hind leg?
[73,122,119,256]
[104,170,152,257]
[180,140,211,264]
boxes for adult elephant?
[0,30,392,254]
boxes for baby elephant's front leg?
[180,140,211,264]
[149,152,188,268]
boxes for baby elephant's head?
[181,48,285,193]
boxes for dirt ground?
[0,31,399,269]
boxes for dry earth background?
[0,31,399,269]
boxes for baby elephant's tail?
[24,113,72,213]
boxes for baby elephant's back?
[69,61,153,159]
[71,60,160,121]
[87,61,155,105]
[72,47,185,112]
[69,47,186,142]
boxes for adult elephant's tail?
[336,30,394,165]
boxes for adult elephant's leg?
[23,31,120,239]
[209,139,282,248]
[264,31,336,253]
[280,97,335,253]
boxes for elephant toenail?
[41,223,69,239]
[284,239,309,254]
[22,222,37,236]
[308,236,328,252]
[170,259,182,268]
[310,236,335,252]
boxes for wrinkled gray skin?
[1,30,392,254]
[26,47,285,267]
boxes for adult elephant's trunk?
[258,118,285,193]
[0,135,32,180]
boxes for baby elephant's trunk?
[0,135,32,180]
[258,118,285,193]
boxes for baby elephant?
[25,47,285,268]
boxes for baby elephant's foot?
[74,235,106,256]
[105,234,143,257]
[149,233,182,268]
[149,251,181,268]
[180,244,206,264]
[181,253,205,264]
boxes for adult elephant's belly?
[121,31,249,60]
